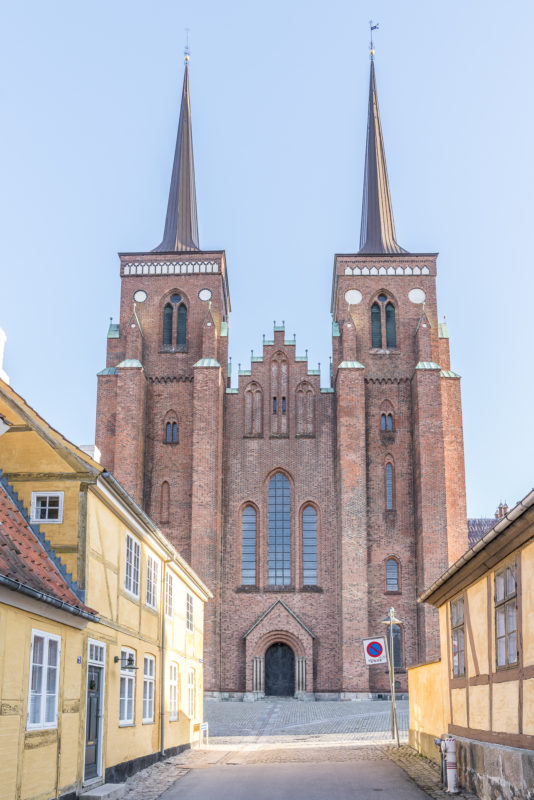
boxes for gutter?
[419,486,534,604]
[0,574,98,622]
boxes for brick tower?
[96,51,467,698]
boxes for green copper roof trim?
[296,356,307,362]
[307,369,321,375]
[415,361,441,371]
[238,369,252,376]
[321,387,335,393]
[117,359,143,368]
[193,358,220,368]
[97,367,118,376]
[251,356,263,362]
[332,322,340,337]
[440,369,461,378]
[274,324,285,332]
[107,323,119,339]
[220,321,229,337]
[262,339,274,346]
[338,360,365,369]
[284,338,296,346]
[225,387,238,394]
[438,322,449,339]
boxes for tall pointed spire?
[358,55,407,255]
[153,55,199,252]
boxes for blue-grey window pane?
[386,463,393,510]
[268,474,291,585]
[386,303,396,348]
[302,506,317,585]
[371,303,381,348]
[386,558,398,591]
[241,506,256,586]
[163,304,173,346]
[177,304,187,346]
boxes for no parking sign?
[362,636,388,665]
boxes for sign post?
[362,637,388,666]
[382,606,401,747]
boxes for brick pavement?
[121,700,477,800]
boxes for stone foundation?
[454,736,534,800]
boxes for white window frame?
[124,533,140,598]
[143,655,156,723]
[145,554,159,610]
[27,629,61,730]
[187,668,195,718]
[169,662,178,721]
[119,648,136,726]
[186,592,194,632]
[165,572,174,618]
[30,492,64,524]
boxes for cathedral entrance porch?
[265,642,295,696]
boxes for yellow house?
[408,488,534,798]
[0,379,211,800]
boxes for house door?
[265,643,295,696]
[84,665,103,780]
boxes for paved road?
[158,760,431,800]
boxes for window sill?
[385,590,401,596]
[243,434,263,439]
[295,434,316,439]
[264,585,295,592]
[269,434,289,439]
[145,604,158,614]
[119,722,135,728]
[370,348,400,355]
[300,585,322,593]
[122,588,140,602]
[163,441,180,446]
[142,720,155,725]
[30,518,63,525]
[235,585,260,593]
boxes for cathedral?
[95,51,468,699]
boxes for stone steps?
[81,783,126,800]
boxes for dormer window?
[30,492,64,524]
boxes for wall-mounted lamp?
[114,653,138,669]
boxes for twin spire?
[154,51,406,255]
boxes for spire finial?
[369,20,379,58]
[184,28,190,63]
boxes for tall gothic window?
[270,354,288,435]
[392,624,402,669]
[162,294,187,349]
[163,304,173,346]
[302,506,317,585]
[380,413,394,431]
[386,558,399,591]
[371,294,397,349]
[165,421,178,443]
[268,473,291,585]
[386,462,394,510]
[241,506,257,585]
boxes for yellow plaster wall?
[492,680,519,734]
[451,688,467,728]
[522,542,534,667]
[408,660,448,740]
[465,579,489,676]
[522,678,534,735]
[468,684,490,730]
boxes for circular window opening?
[170,294,182,304]
[378,294,387,303]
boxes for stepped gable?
[0,479,96,617]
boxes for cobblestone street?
[121,699,477,800]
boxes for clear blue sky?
[1,1,533,517]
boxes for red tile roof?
[0,481,96,618]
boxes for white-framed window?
[119,648,136,725]
[88,639,105,665]
[169,662,178,721]
[187,668,195,718]
[27,630,61,730]
[30,492,64,524]
[165,572,174,617]
[143,655,155,723]
[186,592,194,632]
[124,533,140,597]
[146,555,159,609]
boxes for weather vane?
[369,20,379,56]
[184,28,190,62]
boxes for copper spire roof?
[358,58,407,255]
[153,58,199,253]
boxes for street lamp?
[382,606,401,747]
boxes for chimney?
[495,502,509,520]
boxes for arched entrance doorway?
[265,642,295,696]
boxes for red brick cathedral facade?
[96,55,468,699]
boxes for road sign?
[362,636,388,665]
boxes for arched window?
[386,462,394,510]
[392,624,402,669]
[302,506,317,585]
[160,481,170,524]
[244,383,263,436]
[296,383,315,435]
[268,473,291,585]
[165,419,178,444]
[241,506,257,585]
[387,413,393,431]
[371,302,382,348]
[177,304,187,348]
[385,302,396,348]
[163,304,173,346]
[271,354,288,435]
[380,413,386,431]
[386,558,399,592]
